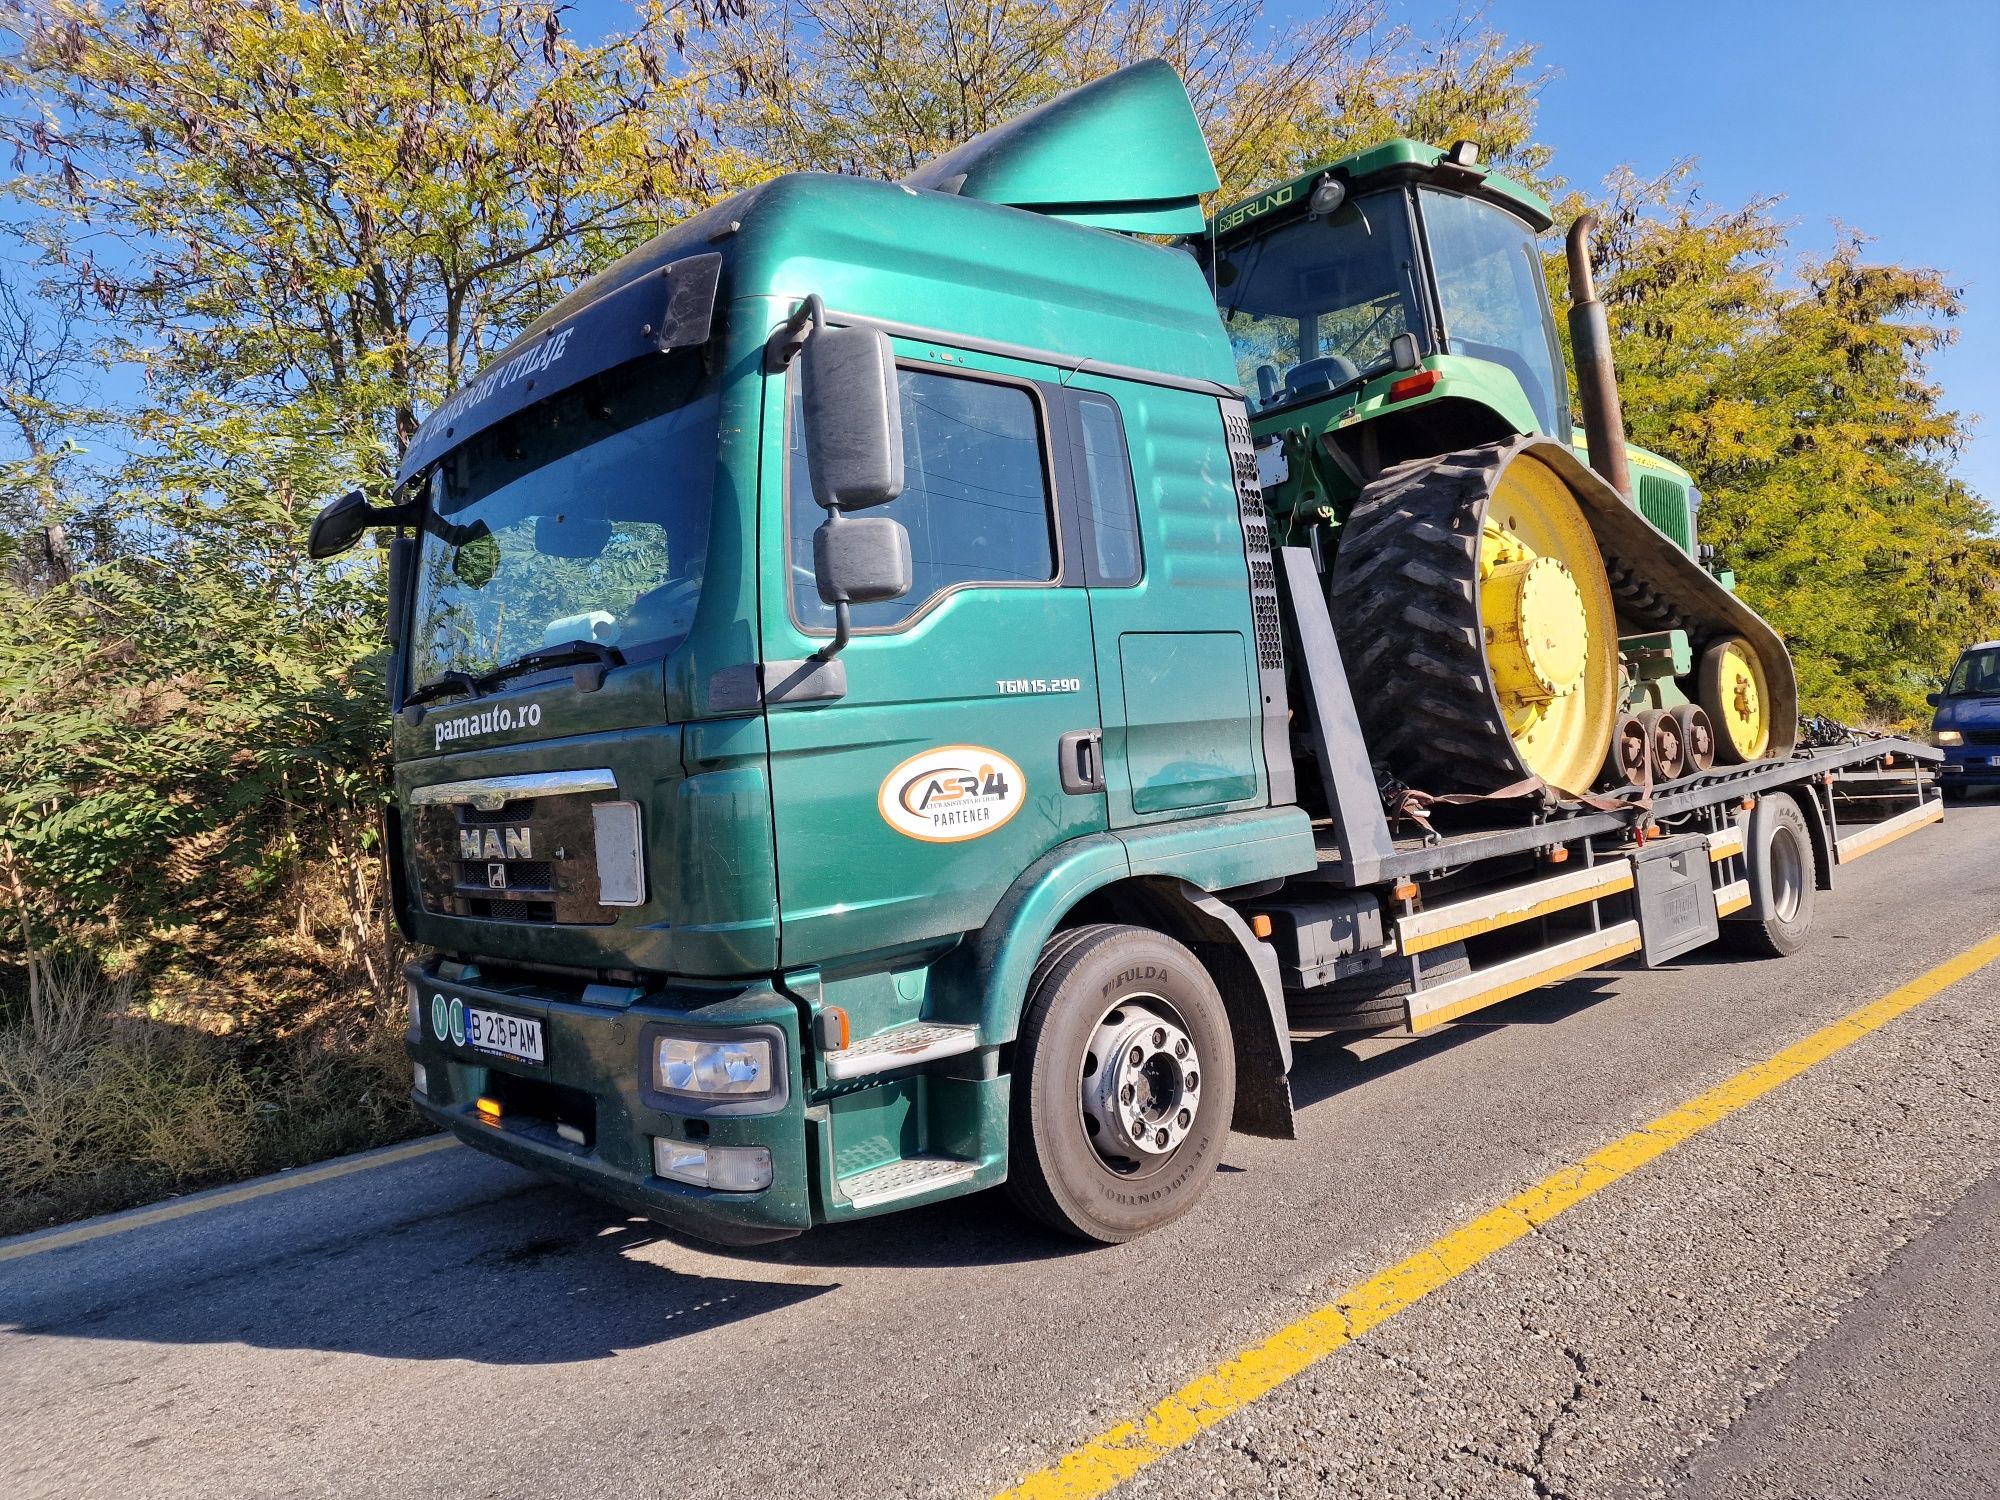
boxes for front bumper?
[405,960,812,1245]
[1936,748,2000,786]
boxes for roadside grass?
[0,955,421,1239]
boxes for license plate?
[466,1007,544,1064]
[1989,756,2000,767]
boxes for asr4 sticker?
[879,746,1026,843]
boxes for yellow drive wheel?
[1474,455,1621,792]
[1328,444,1621,797]
[1699,636,1772,762]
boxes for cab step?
[838,1154,980,1210]
[823,1020,980,1080]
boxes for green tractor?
[1194,142,1795,796]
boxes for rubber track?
[1327,443,1538,794]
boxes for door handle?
[1058,729,1105,794]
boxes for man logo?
[460,827,531,860]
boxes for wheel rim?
[1709,638,1772,760]
[1769,827,1804,923]
[1477,454,1619,793]
[1077,997,1202,1175]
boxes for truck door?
[1054,382,1272,828]
[762,350,1109,966]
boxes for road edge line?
[0,1133,459,1265]
[995,930,2000,1500]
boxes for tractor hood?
[904,59,1219,234]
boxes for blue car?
[1931,639,2000,800]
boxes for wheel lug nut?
[1155,1129,1170,1148]
[1151,1027,1166,1047]
[1177,1108,1192,1128]
[1120,1083,1135,1105]
[1174,1038,1189,1059]
[1128,1045,1143,1067]
[1185,1071,1199,1090]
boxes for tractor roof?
[1208,138,1554,243]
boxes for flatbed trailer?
[1253,545,1944,1038]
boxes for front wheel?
[1006,924,1236,1243]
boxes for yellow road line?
[997,930,2000,1500]
[0,1134,458,1264]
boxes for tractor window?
[1210,191,1423,414]
[790,367,1056,630]
[1419,189,1567,438]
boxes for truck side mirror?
[800,324,905,510]
[814,513,911,606]
[308,489,371,559]
[1926,691,1942,707]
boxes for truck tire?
[1720,795,1817,957]
[1006,924,1236,1243]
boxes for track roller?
[1668,703,1716,773]
[1640,708,1687,782]
[1604,712,1649,787]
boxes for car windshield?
[409,349,717,690]
[1945,645,2000,696]
[1419,188,1566,437]
[1211,190,1423,414]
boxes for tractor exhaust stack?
[1565,213,1633,501]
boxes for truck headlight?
[651,1035,777,1099]
[1936,729,1963,746]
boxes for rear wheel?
[1721,795,1817,957]
[1006,925,1235,1243]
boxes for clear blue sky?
[1389,0,2000,501]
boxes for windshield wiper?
[405,669,482,709]
[478,639,625,693]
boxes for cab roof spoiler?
[396,251,721,484]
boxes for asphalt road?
[3,799,1995,1500]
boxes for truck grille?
[409,781,625,925]
[1962,728,2000,747]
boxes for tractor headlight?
[651,1034,777,1100]
[1936,729,1963,746]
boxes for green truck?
[311,62,1941,1245]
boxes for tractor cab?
[1203,140,1567,444]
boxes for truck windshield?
[1211,190,1422,414]
[1945,646,2000,697]
[409,349,717,691]
[1418,188,1566,437]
